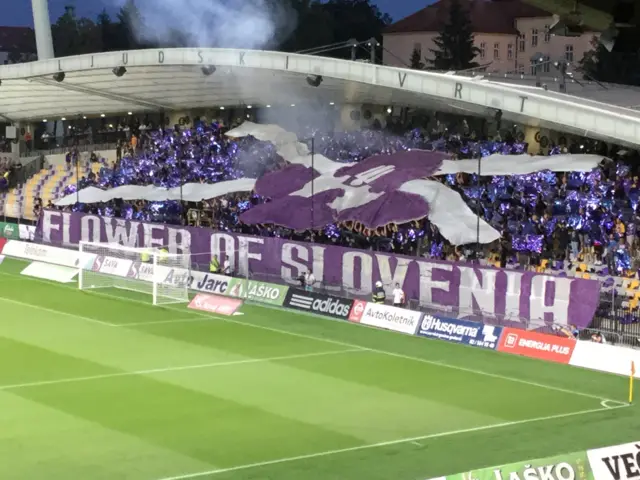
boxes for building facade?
[382,0,596,74]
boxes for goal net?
[78,241,190,305]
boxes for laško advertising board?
[496,328,576,364]
[226,278,288,306]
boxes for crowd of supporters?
[50,119,640,278]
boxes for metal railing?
[18,131,128,157]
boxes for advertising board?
[227,278,288,306]
[18,224,36,241]
[425,450,593,480]
[348,300,367,323]
[2,240,95,269]
[497,328,576,364]
[416,315,502,350]
[283,288,353,319]
[587,441,640,480]
[350,302,422,335]
[188,294,243,316]
[0,222,19,240]
[570,342,640,379]
[92,255,132,277]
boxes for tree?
[116,0,144,51]
[280,0,392,59]
[51,6,101,56]
[410,46,425,70]
[428,0,479,71]
[96,10,120,52]
[579,36,640,86]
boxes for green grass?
[0,256,637,480]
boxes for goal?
[78,241,191,305]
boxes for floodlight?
[112,66,127,77]
[53,72,65,82]
[201,65,216,76]
[306,75,323,87]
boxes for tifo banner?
[283,288,353,319]
[0,222,20,240]
[587,441,640,480]
[416,315,502,350]
[188,294,242,316]
[570,342,640,379]
[349,301,422,335]
[227,278,288,306]
[425,450,593,480]
[36,211,601,328]
[497,327,576,364]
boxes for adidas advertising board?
[283,288,354,319]
[417,315,502,350]
[587,441,640,480]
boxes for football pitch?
[0,257,637,480]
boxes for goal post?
[78,241,190,305]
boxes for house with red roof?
[382,0,597,74]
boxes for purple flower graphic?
[240,150,447,230]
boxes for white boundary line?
[156,403,631,480]
[0,270,625,404]
[0,348,364,391]
[0,294,118,327]
[110,317,214,327]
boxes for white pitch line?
[110,317,214,327]
[0,295,118,327]
[157,403,631,480]
[0,271,624,405]
[0,348,364,392]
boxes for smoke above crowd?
[111,0,297,50]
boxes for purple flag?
[36,210,601,329]
[241,150,448,230]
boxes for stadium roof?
[0,48,640,146]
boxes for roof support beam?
[0,112,15,123]
[30,77,174,111]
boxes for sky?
[3,0,429,28]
